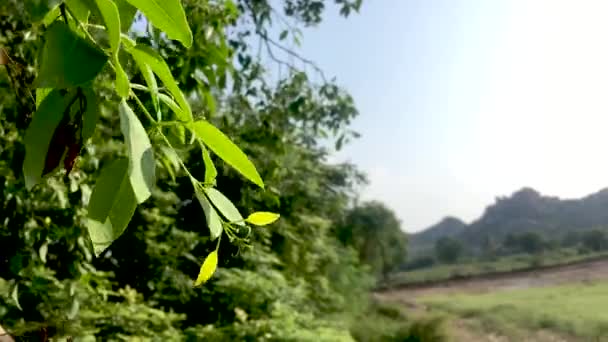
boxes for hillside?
[410,187,608,254]
[408,217,467,255]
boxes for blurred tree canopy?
[435,237,463,264]
[338,201,408,281]
[0,0,423,341]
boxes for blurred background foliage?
[0,0,442,340]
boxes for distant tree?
[338,201,408,280]
[403,256,436,271]
[503,233,519,250]
[435,237,463,264]
[480,234,497,260]
[518,232,545,254]
[561,231,581,248]
[581,230,608,252]
[502,231,544,254]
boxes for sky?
[290,0,608,232]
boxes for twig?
[243,1,328,83]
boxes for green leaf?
[67,298,80,320]
[190,120,264,188]
[158,145,180,181]
[42,4,61,26]
[35,21,108,88]
[245,212,280,226]
[202,145,217,185]
[194,186,222,240]
[158,93,182,121]
[95,0,129,97]
[138,63,160,117]
[205,188,244,226]
[125,0,193,47]
[119,100,155,204]
[87,158,138,256]
[279,30,288,40]
[23,90,67,189]
[115,61,130,98]
[115,0,137,32]
[39,243,49,263]
[194,250,218,286]
[11,283,22,311]
[201,88,216,115]
[35,88,52,108]
[81,88,100,141]
[66,0,91,23]
[28,0,62,22]
[127,45,192,121]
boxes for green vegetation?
[349,301,447,342]
[338,201,408,282]
[392,249,608,285]
[0,0,448,340]
[434,237,462,264]
[402,187,608,288]
[409,187,608,259]
[422,281,608,340]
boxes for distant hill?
[408,217,466,255]
[409,187,608,255]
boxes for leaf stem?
[131,92,196,180]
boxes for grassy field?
[421,281,608,340]
[390,249,608,286]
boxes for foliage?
[581,229,608,252]
[349,300,447,342]
[409,187,608,257]
[503,232,545,255]
[390,248,608,286]
[434,237,463,264]
[402,256,436,272]
[338,201,408,281]
[0,0,431,340]
[423,281,608,340]
[4,0,279,289]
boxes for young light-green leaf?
[202,145,217,185]
[194,186,222,240]
[35,21,108,88]
[194,250,218,286]
[95,0,129,97]
[87,158,138,256]
[245,212,280,226]
[190,120,264,189]
[114,58,130,98]
[138,63,160,117]
[119,100,156,204]
[42,5,61,26]
[128,45,192,121]
[158,145,180,181]
[158,93,182,122]
[125,0,193,47]
[205,188,245,226]
[11,283,22,311]
[35,88,52,109]
[23,90,68,189]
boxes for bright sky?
[295,0,608,232]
